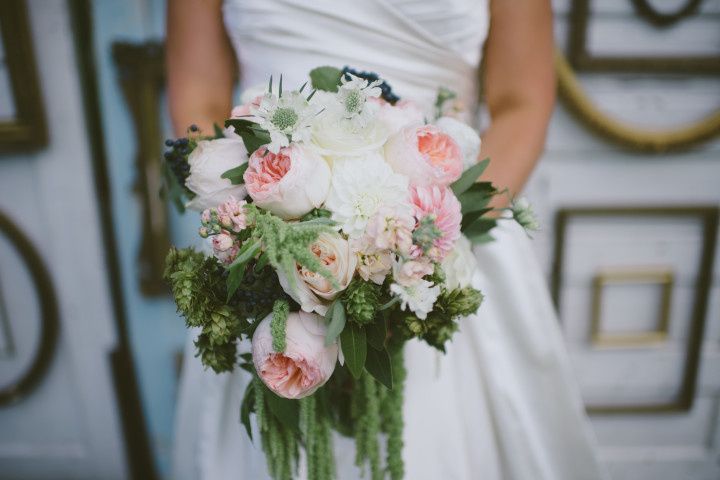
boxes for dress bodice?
[222,0,489,116]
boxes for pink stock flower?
[409,185,462,262]
[216,195,249,232]
[363,205,414,255]
[210,231,239,265]
[384,124,463,187]
[392,257,434,287]
[243,144,331,219]
[252,311,338,399]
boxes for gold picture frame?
[0,0,47,152]
[551,206,718,413]
[590,267,674,348]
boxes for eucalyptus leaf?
[365,347,393,390]
[450,158,490,196]
[325,300,346,346]
[340,322,367,379]
[309,66,342,92]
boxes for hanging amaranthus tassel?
[383,346,406,480]
[254,377,299,480]
[353,373,382,480]
[300,394,335,480]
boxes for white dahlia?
[324,154,410,238]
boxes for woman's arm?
[166,0,236,136]
[480,0,556,198]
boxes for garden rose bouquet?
[163,66,537,480]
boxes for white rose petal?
[441,234,478,290]
[185,137,248,211]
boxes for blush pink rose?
[372,98,425,135]
[384,124,463,187]
[243,144,331,219]
[409,185,462,262]
[252,311,338,399]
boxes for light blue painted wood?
[91,1,197,476]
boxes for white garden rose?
[436,116,481,171]
[324,153,410,238]
[277,232,357,315]
[441,234,478,289]
[185,137,248,211]
[311,107,388,158]
[243,143,331,220]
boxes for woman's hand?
[167,0,236,136]
[480,0,556,201]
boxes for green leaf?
[309,66,342,92]
[451,158,490,196]
[365,347,393,390]
[240,381,255,440]
[226,240,262,300]
[340,322,367,379]
[463,217,497,244]
[457,182,496,215]
[325,300,346,346]
[366,317,387,351]
[264,386,300,432]
[213,123,225,139]
[225,118,271,154]
[221,163,249,185]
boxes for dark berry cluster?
[231,264,291,320]
[163,124,200,186]
[341,66,400,104]
[164,137,191,186]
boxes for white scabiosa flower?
[324,154,410,238]
[511,197,540,232]
[390,280,440,320]
[251,87,318,153]
[336,73,382,128]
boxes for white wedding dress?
[173,1,610,479]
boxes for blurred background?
[0,0,718,478]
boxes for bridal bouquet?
[163,66,536,480]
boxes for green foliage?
[221,162,249,185]
[253,377,300,480]
[309,66,343,92]
[324,300,346,346]
[398,286,484,352]
[165,247,243,372]
[341,322,367,379]
[352,373,382,480]
[270,300,289,352]
[247,206,338,293]
[450,158,489,196]
[342,279,381,326]
[300,394,335,480]
[365,346,392,390]
[383,346,406,480]
[225,118,271,154]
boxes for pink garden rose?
[243,144,331,219]
[409,185,462,262]
[252,311,338,399]
[277,233,357,315]
[384,124,463,187]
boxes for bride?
[167,1,609,479]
